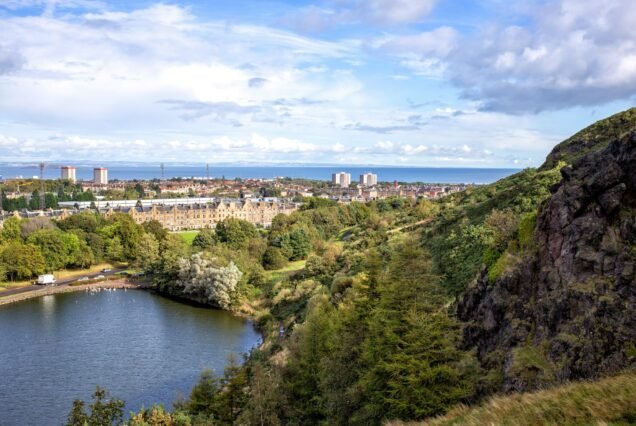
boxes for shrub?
[263,247,287,270]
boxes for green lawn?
[265,260,307,282]
[176,230,199,245]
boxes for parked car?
[95,275,106,280]
[77,277,89,282]
[101,268,112,273]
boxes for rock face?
[458,133,636,392]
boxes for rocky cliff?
[458,131,636,392]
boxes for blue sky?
[0,0,634,167]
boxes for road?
[0,267,126,298]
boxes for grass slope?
[264,260,307,282]
[175,230,199,246]
[389,372,636,426]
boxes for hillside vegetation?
[390,372,636,426]
[64,109,636,425]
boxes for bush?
[192,227,217,250]
[517,211,537,250]
[263,247,287,270]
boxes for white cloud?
[281,0,439,33]
[376,26,458,57]
[352,0,439,25]
[448,0,636,112]
[0,3,364,132]
[369,0,636,113]
[0,0,105,13]
[0,1,584,167]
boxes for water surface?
[0,290,260,426]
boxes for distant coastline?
[0,164,521,184]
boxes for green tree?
[192,227,217,250]
[27,229,69,271]
[88,233,106,263]
[281,293,335,423]
[137,233,160,270]
[142,220,168,241]
[1,216,21,240]
[214,354,249,424]
[155,234,189,277]
[215,218,257,248]
[1,242,46,280]
[188,370,219,418]
[320,273,376,424]
[115,215,144,261]
[353,237,474,424]
[57,211,100,233]
[237,363,282,426]
[105,235,125,262]
[29,190,41,210]
[44,192,58,209]
[134,183,145,198]
[66,400,89,426]
[73,239,95,268]
[288,228,311,260]
[88,387,125,426]
[262,247,287,270]
[66,386,124,426]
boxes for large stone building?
[103,199,297,230]
[1,199,298,231]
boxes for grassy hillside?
[422,166,562,295]
[421,107,636,296]
[389,372,636,426]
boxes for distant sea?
[0,164,520,184]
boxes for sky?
[0,0,635,167]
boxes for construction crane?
[39,162,45,210]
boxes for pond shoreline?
[0,279,148,307]
[0,277,264,344]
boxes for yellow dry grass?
[388,372,636,426]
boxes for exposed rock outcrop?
[458,132,636,392]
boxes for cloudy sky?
[0,0,635,167]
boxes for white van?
[37,274,57,285]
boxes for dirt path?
[387,217,433,234]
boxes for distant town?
[0,165,472,231]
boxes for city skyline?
[0,0,634,167]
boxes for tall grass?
[388,372,636,426]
